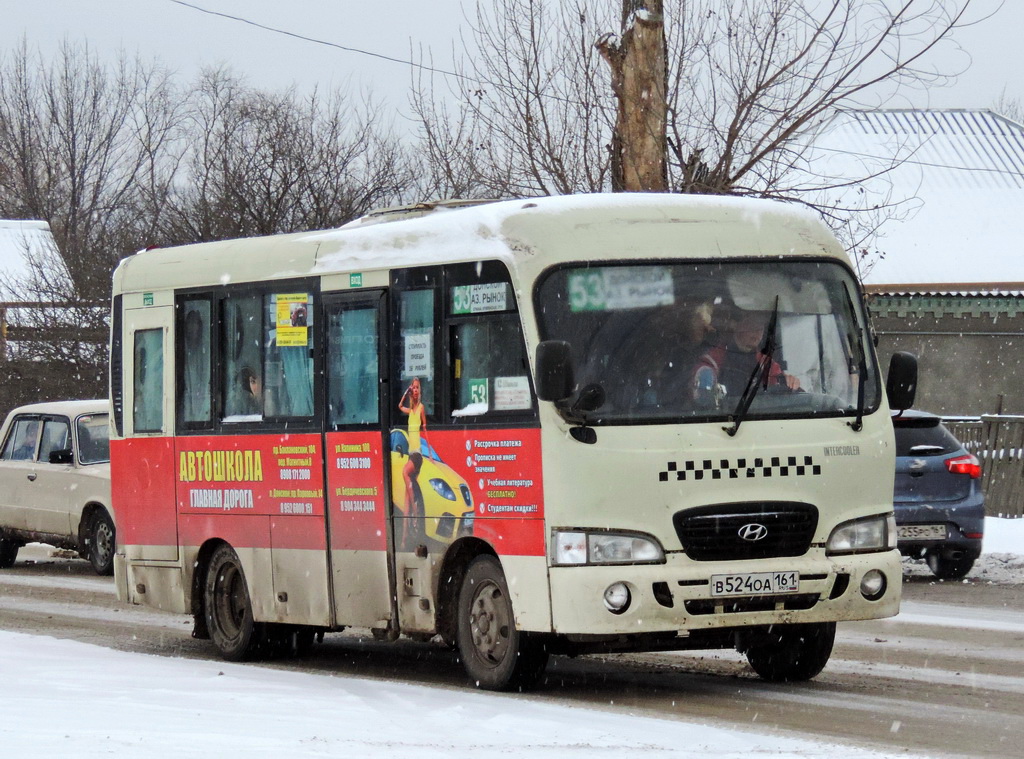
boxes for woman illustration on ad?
[398,378,427,543]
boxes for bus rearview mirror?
[886,351,918,411]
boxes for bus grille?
[673,502,818,561]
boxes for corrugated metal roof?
[809,109,1024,291]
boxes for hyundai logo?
[738,523,769,542]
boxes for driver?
[696,310,801,397]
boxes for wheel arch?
[189,538,231,639]
[434,537,498,645]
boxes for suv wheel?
[926,550,974,580]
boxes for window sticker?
[276,293,310,347]
[494,376,532,410]
[403,331,433,380]
[451,283,509,314]
[568,267,674,312]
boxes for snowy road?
[0,547,1021,758]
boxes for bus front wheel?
[742,621,836,682]
[204,544,261,661]
[456,555,548,691]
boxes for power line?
[167,0,595,109]
[167,0,470,82]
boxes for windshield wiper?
[724,296,779,437]
[842,286,868,432]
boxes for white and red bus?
[110,194,915,690]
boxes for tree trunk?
[598,0,667,192]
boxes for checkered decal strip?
[659,456,821,482]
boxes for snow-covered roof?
[810,109,1024,293]
[0,220,56,299]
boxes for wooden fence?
[944,415,1024,519]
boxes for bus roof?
[113,193,847,295]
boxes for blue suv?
[892,410,984,579]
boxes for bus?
[110,193,916,690]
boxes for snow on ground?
[0,630,906,759]
[2,518,1019,757]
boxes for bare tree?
[160,69,412,244]
[412,0,982,235]
[0,41,181,300]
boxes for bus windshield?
[536,260,879,424]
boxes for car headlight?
[552,530,665,566]
[429,478,457,501]
[827,514,896,555]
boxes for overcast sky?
[0,0,1019,115]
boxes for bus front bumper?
[547,549,901,636]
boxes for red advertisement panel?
[176,434,325,518]
[111,437,177,547]
[325,431,388,551]
[389,426,545,556]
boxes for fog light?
[860,570,886,601]
[603,582,631,614]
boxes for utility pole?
[597,0,668,192]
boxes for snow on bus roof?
[306,193,831,273]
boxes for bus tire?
[0,536,19,568]
[743,621,836,682]
[204,544,262,662]
[456,555,548,691]
[87,510,116,576]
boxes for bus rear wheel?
[742,621,836,682]
[205,544,262,661]
[456,555,548,691]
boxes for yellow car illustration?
[390,429,474,547]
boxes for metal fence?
[944,415,1024,518]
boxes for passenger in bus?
[653,297,718,407]
[398,378,427,541]
[238,365,263,415]
[696,310,801,398]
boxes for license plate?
[898,524,947,541]
[710,571,800,597]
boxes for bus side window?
[451,315,534,420]
[263,292,315,418]
[222,294,263,420]
[327,305,379,426]
[180,300,212,425]
[397,289,436,420]
[133,328,164,433]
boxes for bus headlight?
[826,514,896,555]
[552,530,665,566]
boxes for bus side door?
[322,291,394,630]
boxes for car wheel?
[0,537,20,569]
[743,622,836,682]
[456,555,548,691]
[204,544,264,662]
[926,551,975,580]
[88,510,116,576]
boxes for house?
[811,110,1024,415]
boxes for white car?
[0,400,114,574]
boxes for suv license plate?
[710,571,800,597]
[898,524,947,541]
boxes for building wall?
[869,294,1024,416]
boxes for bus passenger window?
[264,293,314,418]
[398,289,435,419]
[451,316,533,419]
[180,301,212,424]
[327,306,379,426]
[133,328,164,433]
[222,295,263,420]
